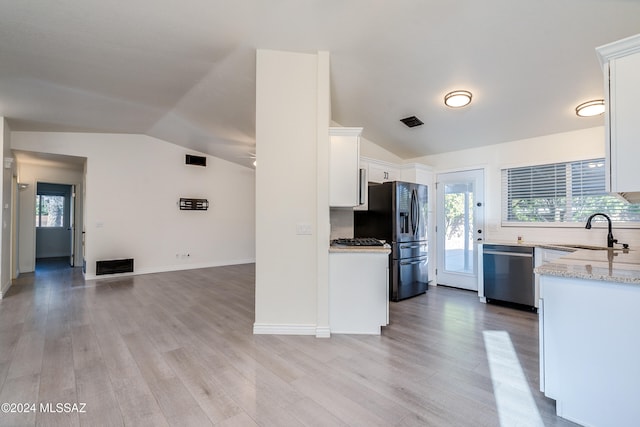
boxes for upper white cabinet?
[367,159,400,183]
[329,127,363,207]
[400,163,433,187]
[596,33,640,195]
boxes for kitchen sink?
[558,244,630,251]
[558,244,611,250]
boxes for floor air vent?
[96,258,134,275]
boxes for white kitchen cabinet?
[367,159,400,183]
[596,33,640,195]
[534,246,571,314]
[538,274,640,426]
[329,127,363,207]
[329,249,390,334]
[400,162,433,186]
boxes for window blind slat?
[502,158,640,223]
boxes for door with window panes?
[436,169,485,290]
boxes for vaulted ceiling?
[1,1,639,168]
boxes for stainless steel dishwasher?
[483,244,535,310]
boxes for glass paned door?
[436,169,484,290]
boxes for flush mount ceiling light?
[444,90,472,108]
[575,99,605,117]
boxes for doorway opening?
[12,150,86,279]
[35,182,75,271]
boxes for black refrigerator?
[354,181,429,301]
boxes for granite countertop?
[535,248,640,284]
[481,240,640,284]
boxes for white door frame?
[436,169,485,290]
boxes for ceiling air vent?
[400,116,424,128]
[186,154,206,166]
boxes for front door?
[436,169,484,290]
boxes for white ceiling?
[1,1,639,169]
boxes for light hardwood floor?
[0,261,578,427]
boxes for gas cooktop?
[331,238,385,247]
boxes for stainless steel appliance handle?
[410,189,418,235]
[358,168,366,205]
[399,244,424,249]
[400,258,428,266]
[483,250,532,258]
[400,259,427,265]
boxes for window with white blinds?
[502,158,640,224]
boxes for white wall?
[16,162,84,273]
[331,120,402,165]
[411,126,640,248]
[11,132,255,278]
[360,135,403,164]
[0,118,13,297]
[254,49,330,335]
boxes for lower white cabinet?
[539,275,640,426]
[533,246,572,308]
[329,250,389,334]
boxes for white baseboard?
[315,326,331,338]
[330,328,381,335]
[253,323,317,336]
[0,279,12,299]
[84,258,255,280]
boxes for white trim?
[84,258,255,280]
[0,279,12,299]
[315,326,331,338]
[399,162,433,172]
[501,221,640,229]
[360,156,397,168]
[252,323,317,335]
[596,33,640,67]
[329,328,381,335]
[432,164,489,176]
[328,127,363,137]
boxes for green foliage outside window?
[36,195,65,227]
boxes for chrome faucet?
[585,213,617,248]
